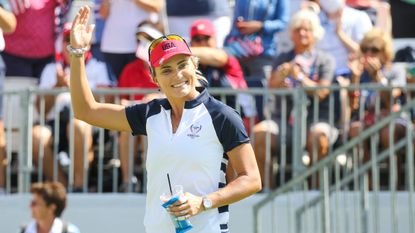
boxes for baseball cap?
[149,35,192,67]
[190,19,215,38]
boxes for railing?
[3,81,415,217]
[253,84,415,233]
[4,86,300,193]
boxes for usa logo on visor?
[162,42,176,51]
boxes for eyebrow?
[160,58,189,69]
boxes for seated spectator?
[32,23,111,192]
[117,20,163,192]
[0,4,17,195]
[253,10,337,189]
[348,28,408,187]
[20,182,80,233]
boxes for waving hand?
[70,6,95,49]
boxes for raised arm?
[69,6,131,132]
[190,47,228,67]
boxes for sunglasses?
[191,35,211,43]
[148,34,189,60]
[361,46,381,54]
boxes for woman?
[348,28,408,180]
[253,9,337,189]
[68,6,261,233]
[21,182,80,233]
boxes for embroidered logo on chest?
[187,123,202,139]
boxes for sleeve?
[223,55,247,89]
[210,103,250,152]
[125,103,150,136]
[262,0,289,35]
[317,52,335,83]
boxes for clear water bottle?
[161,185,193,233]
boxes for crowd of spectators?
[0,0,414,193]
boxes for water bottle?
[161,185,193,233]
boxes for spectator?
[32,23,111,192]
[348,28,408,188]
[309,0,372,77]
[100,0,163,80]
[20,182,80,233]
[225,0,289,121]
[117,20,163,192]
[0,3,16,195]
[3,0,67,78]
[253,10,337,189]
[166,0,232,47]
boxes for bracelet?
[66,44,88,57]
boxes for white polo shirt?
[125,88,249,233]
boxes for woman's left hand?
[168,192,204,220]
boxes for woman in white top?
[67,6,261,233]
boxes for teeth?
[172,81,186,88]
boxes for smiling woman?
[68,6,261,233]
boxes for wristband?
[66,44,88,57]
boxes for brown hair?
[360,28,394,65]
[31,182,67,217]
